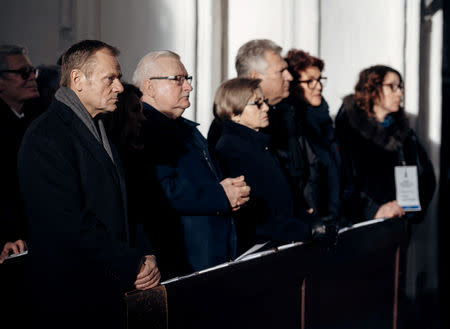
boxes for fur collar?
[341,94,411,151]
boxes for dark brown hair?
[285,49,324,105]
[60,39,119,87]
[354,65,403,116]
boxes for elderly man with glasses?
[132,50,250,278]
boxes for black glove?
[311,215,339,252]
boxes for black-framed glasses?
[149,75,193,85]
[382,83,404,92]
[298,77,327,89]
[0,66,38,80]
[247,98,269,109]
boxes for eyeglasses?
[0,66,38,80]
[298,77,327,89]
[247,98,269,109]
[382,83,404,92]
[149,75,193,85]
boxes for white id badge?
[395,166,421,211]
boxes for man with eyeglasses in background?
[0,44,42,326]
[132,50,250,277]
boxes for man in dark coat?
[0,44,43,327]
[132,50,250,274]
[207,39,293,149]
[0,44,41,262]
[17,40,160,329]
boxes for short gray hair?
[0,44,27,74]
[132,50,180,90]
[235,39,282,77]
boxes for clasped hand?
[220,175,251,211]
[0,239,27,264]
[134,255,161,290]
[374,200,405,219]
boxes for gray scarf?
[55,87,115,164]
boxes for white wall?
[320,0,405,116]
[99,0,198,121]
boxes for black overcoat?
[17,98,151,329]
[335,95,436,223]
[213,120,311,253]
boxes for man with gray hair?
[234,39,292,105]
[132,50,250,275]
[207,39,293,147]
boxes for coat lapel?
[56,102,130,242]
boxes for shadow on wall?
[0,0,177,82]
[402,2,443,328]
[100,0,175,82]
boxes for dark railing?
[125,217,408,329]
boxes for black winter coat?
[335,95,436,223]
[0,98,43,247]
[286,98,341,217]
[18,98,151,328]
[213,120,311,254]
[266,100,331,217]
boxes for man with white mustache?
[133,50,250,277]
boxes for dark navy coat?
[142,103,236,273]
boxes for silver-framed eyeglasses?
[247,98,269,109]
[298,76,327,89]
[148,75,193,85]
[382,83,404,92]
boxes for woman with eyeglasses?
[211,77,337,254]
[278,49,342,226]
[335,65,436,223]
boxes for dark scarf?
[273,102,309,181]
[341,94,411,152]
[55,87,115,163]
[304,98,334,147]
